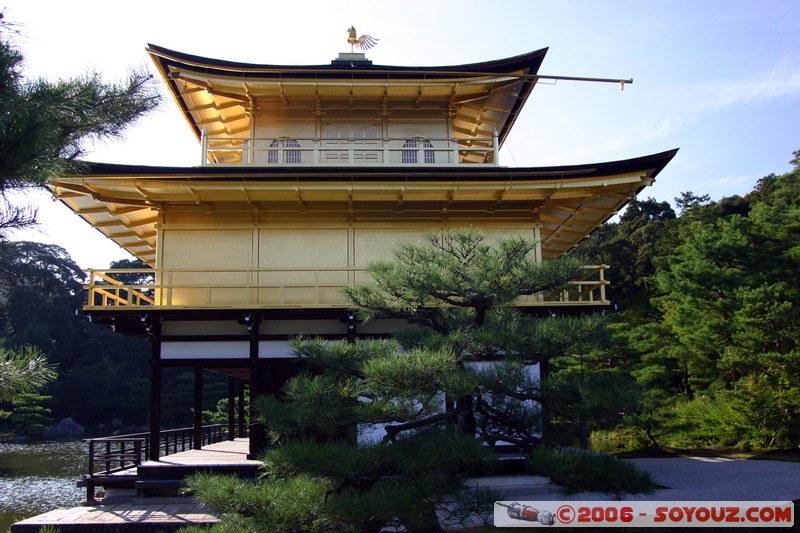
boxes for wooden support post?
[148,337,162,462]
[193,367,203,450]
[238,380,246,438]
[227,377,235,441]
[248,364,269,458]
[247,317,266,458]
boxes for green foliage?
[623,389,678,449]
[344,229,586,333]
[572,197,677,304]
[8,392,52,435]
[203,395,249,426]
[0,345,56,402]
[545,371,642,422]
[255,374,362,444]
[344,229,604,440]
[34,526,61,533]
[185,472,330,532]
[189,434,496,532]
[190,230,604,532]
[0,241,152,428]
[528,447,656,499]
[542,370,643,447]
[573,150,800,450]
[0,20,160,234]
[663,375,800,450]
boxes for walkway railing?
[81,424,229,501]
[84,265,609,310]
[84,424,228,478]
[200,132,499,166]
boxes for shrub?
[529,447,656,499]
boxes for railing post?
[600,265,607,302]
[105,441,111,474]
[85,441,96,503]
[88,440,95,477]
[86,269,95,307]
[135,439,142,467]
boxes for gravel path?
[626,456,800,501]
[477,456,800,502]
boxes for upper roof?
[147,45,547,151]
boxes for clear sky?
[4,0,800,269]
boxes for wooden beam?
[194,368,203,450]
[227,377,235,441]
[74,205,144,216]
[149,339,162,461]
[94,216,158,228]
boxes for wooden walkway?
[11,438,259,532]
[140,437,260,468]
[11,501,219,532]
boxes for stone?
[44,417,85,438]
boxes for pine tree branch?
[382,411,454,442]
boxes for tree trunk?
[579,413,588,450]
[455,395,476,435]
[681,363,693,399]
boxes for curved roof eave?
[69,148,678,182]
[146,44,548,78]
[48,149,678,266]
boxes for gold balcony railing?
[84,266,608,311]
[200,132,500,166]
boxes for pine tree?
[8,392,53,435]
[0,14,160,235]
[0,345,56,403]
[188,229,607,531]
[0,13,159,406]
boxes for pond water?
[0,440,87,532]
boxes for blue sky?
[4,0,800,268]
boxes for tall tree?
[0,241,150,427]
[637,153,800,447]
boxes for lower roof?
[49,149,678,265]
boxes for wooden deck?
[140,437,260,468]
[11,439,260,532]
[11,501,219,532]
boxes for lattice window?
[402,138,435,164]
[267,138,302,164]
